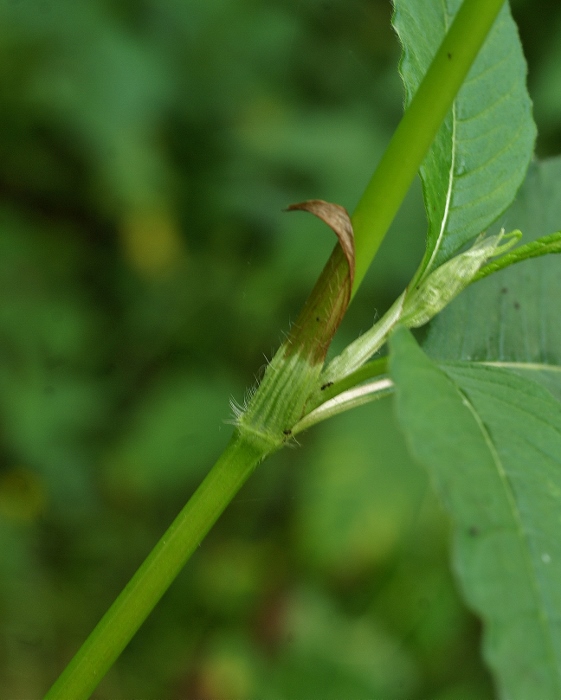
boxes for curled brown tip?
[286,199,355,291]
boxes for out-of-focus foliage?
[0,0,557,697]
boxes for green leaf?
[416,155,561,696]
[390,326,561,700]
[393,0,535,278]
[424,158,561,367]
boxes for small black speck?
[15,635,43,648]
[501,287,508,294]
[514,301,520,310]
[447,52,452,59]
[283,429,292,436]
[321,382,333,391]
[316,316,321,322]
[468,525,479,537]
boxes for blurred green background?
[0,0,559,697]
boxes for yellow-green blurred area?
[0,0,559,697]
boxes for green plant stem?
[293,358,392,434]
[44,1,507,697]
[309,357,389,412]
[351,0,506,291]
[44,431,268,700]
[473,230,561,281]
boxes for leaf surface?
[390,326,561,700]
[424,158,561,367]
[394,158,561,696]
[393,0,535,278]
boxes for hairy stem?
[44,0,507,697]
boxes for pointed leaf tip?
[286,199,355,291]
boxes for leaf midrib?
[420,0,456,281]
[423,100,456,279]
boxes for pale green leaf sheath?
[391,327,561,700]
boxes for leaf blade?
[390,327,561,699]
[393,0,536,277]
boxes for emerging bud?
[400,230,521,328]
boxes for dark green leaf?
[393,0,535,277]
[391,326,561,700]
